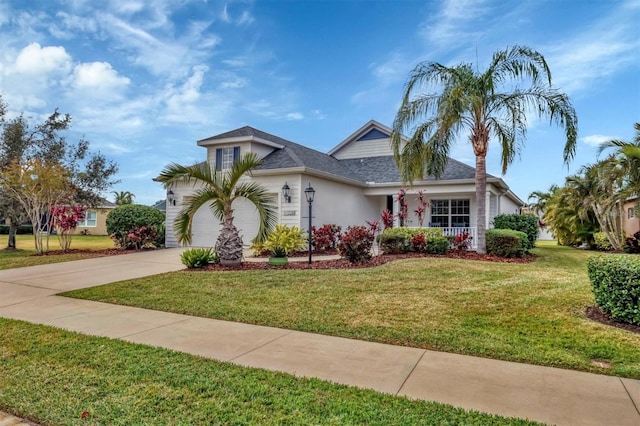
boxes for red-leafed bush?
[338,225,374,263]
[380,209,394,229]
[312,224,342,252]
[50,205,86,252]
[453,231,473,253]
[410,233,428,253]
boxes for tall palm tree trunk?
[475,154,487,254]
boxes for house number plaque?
[283,210,297,216]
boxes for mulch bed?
[198,251,536,271]
[585,306,640,334]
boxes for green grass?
[65,242,640,379]
[0,319,540,425]
[0,235,114,269]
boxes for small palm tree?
[112,190,135,205]
[598,122,640,196]
[391,45,578,253]
[156,152,277,265]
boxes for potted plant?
[263,225,307,266]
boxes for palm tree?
[112,190,135,205]
[598,122,640,196]
[156,152,277,265]
[391,45,578,253]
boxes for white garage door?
[189,195,276,248]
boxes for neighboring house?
[164,120,525,249]
[623,197,640,237]
[74,200,117,236]
[151,199,167,212]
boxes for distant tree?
[156,153,277,266]
[0,159,71,253]
[391,45,578,253]
[112,190,135,205]
[0,97,119,250]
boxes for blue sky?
[0,0,638,205]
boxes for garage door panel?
[189,194,277,248]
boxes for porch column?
[486,191,491,229]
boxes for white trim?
[197,135,284,149]
[328,120,404,156]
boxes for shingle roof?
[205,126,489,184]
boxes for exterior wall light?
[282,183,291,203]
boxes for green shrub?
[588,255,640,325]
[378,227,443,254]
[181,248,219,268]
[425,236,450,254]
[492,214,538,250]
[263,225,307,257]
[486,229,527,258]
[106,204,165,249]
[593,232,613,251]
[338,226,374,263]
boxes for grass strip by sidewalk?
[0,319,540,426]
[64,243,640,379]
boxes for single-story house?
[163,120,525,249]
[73,200,117,236]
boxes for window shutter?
[233,146,240,162]
[215,148,222,170]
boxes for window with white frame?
[430,199,470,227]
[630,207,636,219]
[215,146,240,170]
[78,211,97,227]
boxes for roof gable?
[327,120,397,157]
[357,128,389,141]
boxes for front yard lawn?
[0,319,538,425]
[0,235,115,269]
[64,242,640,379]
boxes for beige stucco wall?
[73,207,114,236]
[623,199,640,236]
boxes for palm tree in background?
[391,45,578,253]
[112,190,135,205]
[598,122,640,197]
[156,152,276,265]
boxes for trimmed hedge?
[0,225,34,235]
[492,214,538,250]
[106,204,165,249]
[486,229,527,258]
[378,227,447,255]
[588,255,640,325]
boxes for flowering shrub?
[452,231,473,253]
[50,205,86,252]
[380,209,394,229]
[338,225,374,263]
[312,224,342,252]
[123,225,159,250]
[410,233,428,253]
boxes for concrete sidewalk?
[1,249,639,426]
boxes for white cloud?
[13,42,71,76]
[222,58,247,68]
[544,2,640,95]
[581,134,616,147]
[71,61,130,92]
[312,109,326,120]
[286,112,304,120]
[420,0,490,49]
